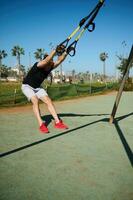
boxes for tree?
[11,45,25,79]
[34,48,45,61]
[8,68,18,78]
[99,52,108,82]
[0,65,8,78]
[116,55,133,80]
[0,50,8,78]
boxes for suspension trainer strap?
[56,0,105,56]
[66,0,105,56]
[58,1,101,49]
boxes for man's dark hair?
[43,53,49,59]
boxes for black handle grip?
[67,41,77,57]
[56,45,65,56]
[67,46,76,57]
[87,22,95,32]
[56,39,69,56]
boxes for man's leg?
[31,96,43,126]
[40,96,60,123]
[21,85,49,133]
[40,95,68,129]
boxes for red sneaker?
[39,123,49,133]
[54,120,68,129]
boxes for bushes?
[0,82,27,107]
[124,83,133,91]
[47,84,78,100]
[0,81,127,108]
[46,83,116,100]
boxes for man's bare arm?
[53,52,68,69]
[37,49,56,68]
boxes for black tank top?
[23,62,53,88]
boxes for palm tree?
[99,52,108,82]
[34,48,45,61]
[11,45,25,79]
[116,55,130,79]
[0,50,8,78]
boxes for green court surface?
[0,92,133,200]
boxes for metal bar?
[109,45,133,123]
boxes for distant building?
[7,77,18,82]
[12,65,24,76]
[12,66,19,75]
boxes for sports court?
[0,91,133,200]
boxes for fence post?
[14,89,16,104]
[89,73,92,94]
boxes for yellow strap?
[75,29,86,41]
[68,26,80,40]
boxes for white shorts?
[21,84,48,101]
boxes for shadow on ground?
[42,113,110,126]
[0,112,133,167]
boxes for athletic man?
[21,47,68,133]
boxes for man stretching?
[22,47,68,133]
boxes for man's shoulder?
[30,62,39,70]
[33,62,38,67]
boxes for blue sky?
[0,0,133,76]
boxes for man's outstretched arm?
[37,49,56,68]
[53,52,68,69]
